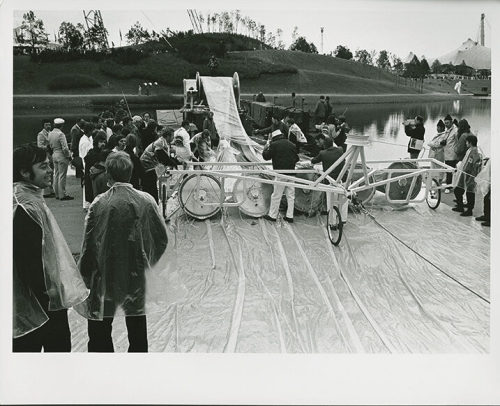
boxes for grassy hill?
[13,49,459,96]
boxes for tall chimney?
[320,27,324,54]
[480,13,485,46]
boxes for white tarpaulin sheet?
[156,109,183,128]
[68,199,489,353]
[200,76,264,162]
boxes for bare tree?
[276,28,285,49]
[235,10,241,33]
[211,14,218,33]
[259,24,266,43]
[19,10,49,53]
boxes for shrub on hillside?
[111,47,147,65]
[99,58,194,87]
[30,47,150,64]
[166,32,270,64]
[98,52,298,87]
[32,49,107,63]
[47,74,101,90]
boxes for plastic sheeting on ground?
[68,198,489,353]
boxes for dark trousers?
[409,151,420,159]
[142,171,158,203]
[483,190,490,220]
[454,187,475,211]
[13,309,71,352]
[87,315,148,352]
[445,160,458,184]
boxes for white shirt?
[174,127,192,155]
[443,125,458,161]
[79,135,93,162]
[106,127,113,141]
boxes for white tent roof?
[433,39,491,69]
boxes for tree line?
[16,10,485,78]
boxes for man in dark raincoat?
[76,151,168,352]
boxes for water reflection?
[347,98,491,160]
[14,98,490,160]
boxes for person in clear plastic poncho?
[75,151,168,352]
[13,145,89,351]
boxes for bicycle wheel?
[426,178,441,209]
[326,205,343,246]
[232,176,273,218]
[178,173,222,220]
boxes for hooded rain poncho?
[75,182,169,320]
[13,182,90,338]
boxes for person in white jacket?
[441,114,458,192]
[427,120,447,184]
[79,123,94,210]
[174,120,192,156]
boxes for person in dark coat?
[263,129,299,223]
[325,96,333,118]
[454,119,474,162]
[140,119,158,151]
[311,137,345,181]
[70,118,86,178]
[310,137,348,220]
[124,134,146,190]
[89,150,111,198]
[84,131,107,205]
[314,95,327,125]
[334,116,350,152]
[403,115,425,159]
[202,111,219,148]
[255,92,266,102]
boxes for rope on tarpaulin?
[353,201,490,304]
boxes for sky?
[12,1,493,61]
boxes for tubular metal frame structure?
[158,161,346,219]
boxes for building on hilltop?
[430,39,491,71]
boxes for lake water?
[342,97,491,160]
[14,97,490,159]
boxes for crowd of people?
[259,105,349,223]
[14,106,223,352]
[35,105,221,209]
[405,113,490,226]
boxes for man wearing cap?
[48,118,74,200]
[263,129,299,223]
[37,118,55,198]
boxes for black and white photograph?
[1,0,499,404]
